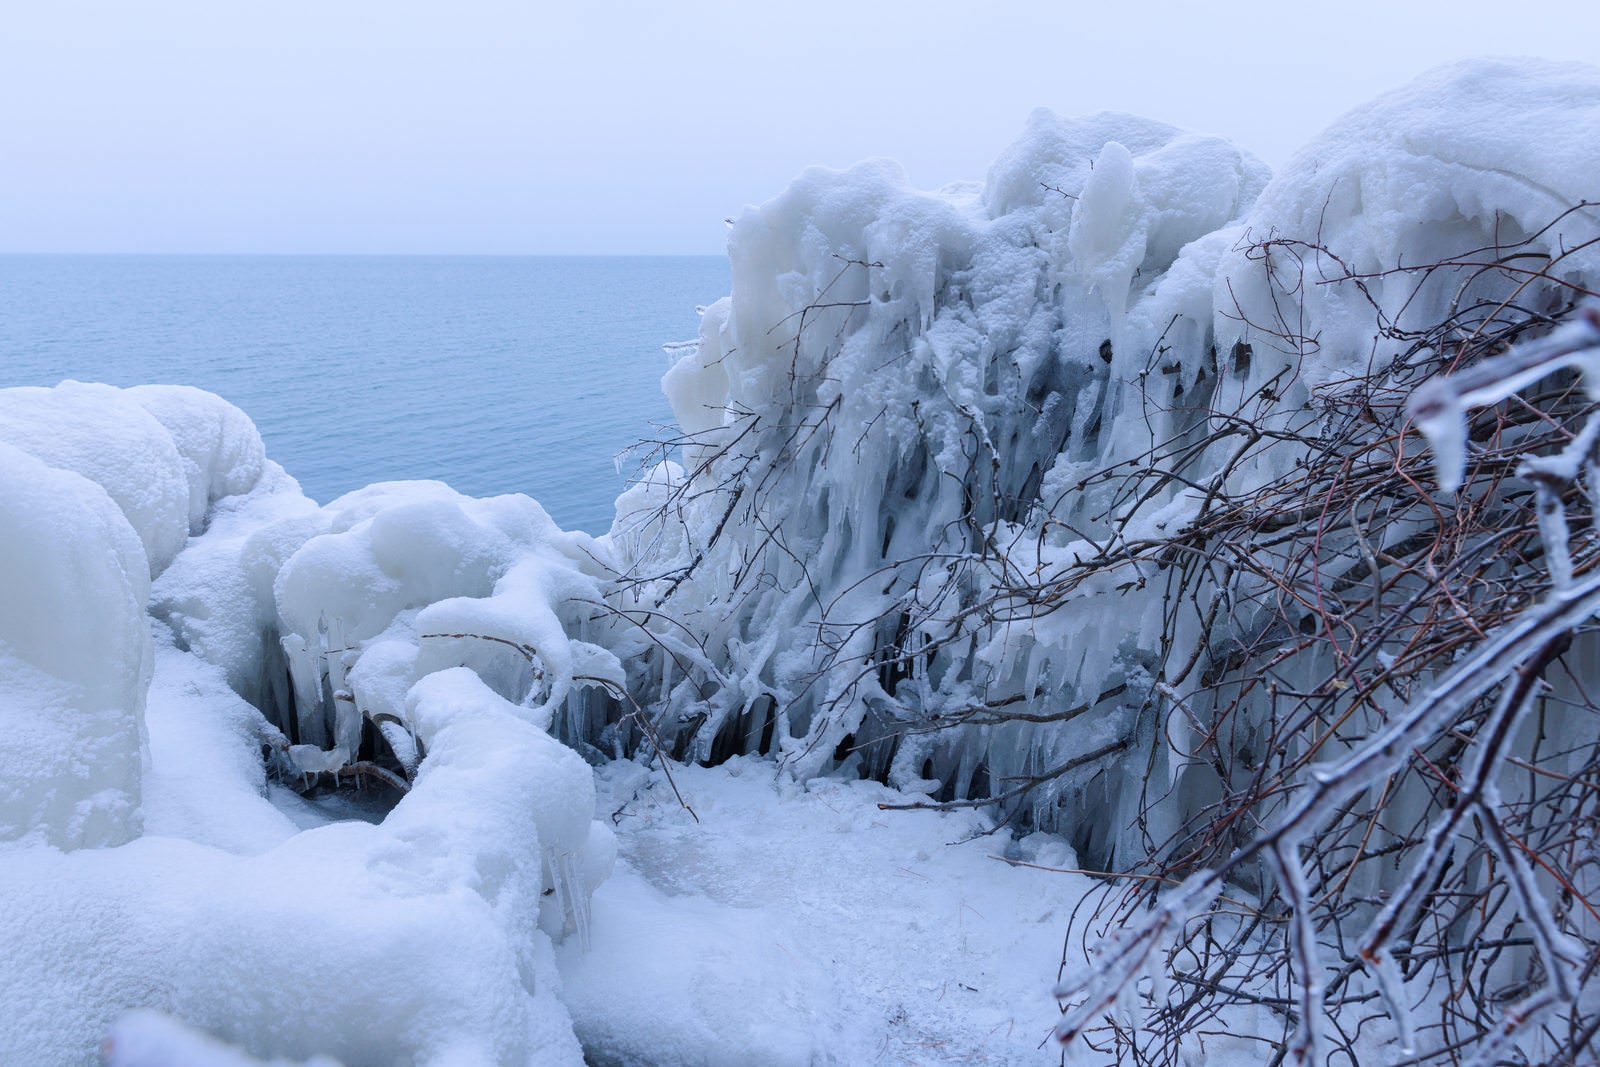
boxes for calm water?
[0,255,729,533]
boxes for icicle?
[1366,948,1416,1057]
[543,847,592,951]
[1407,383,1467,493]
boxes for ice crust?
[3,56,1600,1064]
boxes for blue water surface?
[0,255,729,533]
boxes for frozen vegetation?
[5,56,1600,1065]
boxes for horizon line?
[0,250,731,259]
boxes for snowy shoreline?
[6,57,1600,1065]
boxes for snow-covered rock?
[0,440,150,849]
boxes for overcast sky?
[3,0,1597,254]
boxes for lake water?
[0,255,730,533]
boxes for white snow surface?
[562,757,1084,1066]
[4,56,1600,1065]
[1218,56,1600,391]
[0,381,268,576]
[0,439,151,849]
[104,1011,342,1067]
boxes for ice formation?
[602,118,1268,822]
[4,55,1600,1065]
[602,57,1600,866]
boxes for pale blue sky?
[3,0,1597,254]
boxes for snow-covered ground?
[563,758,1080,1066]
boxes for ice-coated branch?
[1408,303,1600,493]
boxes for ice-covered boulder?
[0,381,271,576]
[0,441,150,848]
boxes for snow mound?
[0,381,269,576]
[0,810,583,1065]
[0,440,150,849]
[0,381,281,849]
[3,598,610,1066]
[126,384,269,536]
[0,382,190,575]
[0,384,617,1063]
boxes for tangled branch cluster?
[1054,211,1600,1065]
